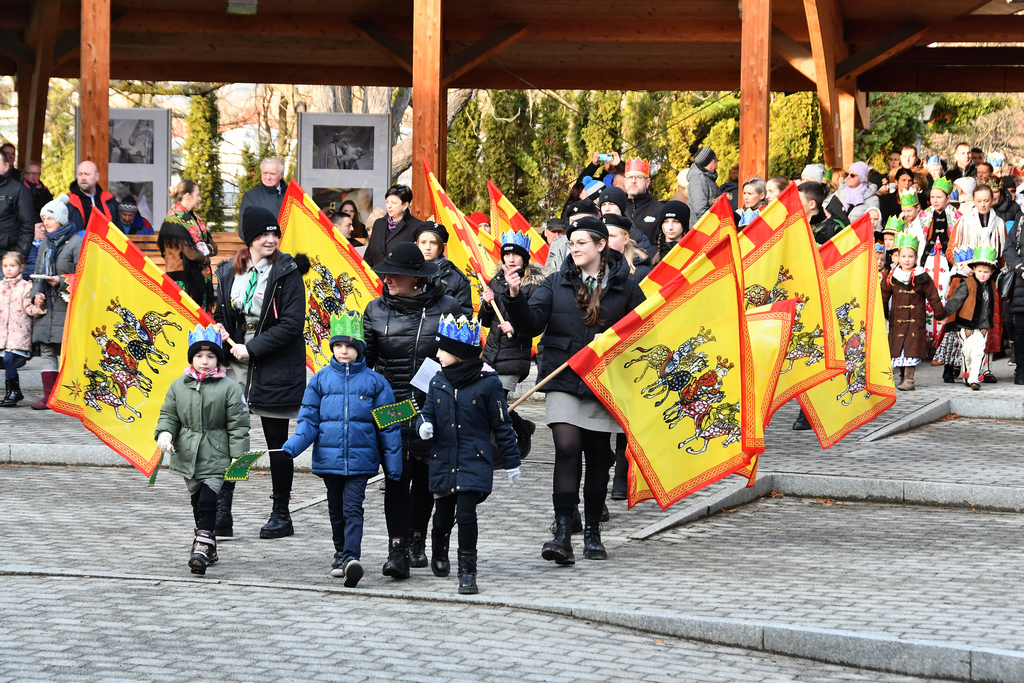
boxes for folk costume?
[159,202,217,313]
[943,247,999,389]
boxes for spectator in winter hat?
[686,147,720,228]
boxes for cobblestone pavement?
[0,576,948,683]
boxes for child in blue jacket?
[419,314,522,594]
[283,311,402,587]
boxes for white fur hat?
[40,194,70,225]
[677,170,689,188]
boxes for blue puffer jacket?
[283,357,403,480]
[422,367,520,496]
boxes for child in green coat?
[156,325,250,575]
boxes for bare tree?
[390,88,476,182]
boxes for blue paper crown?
[188,324,223,349]
[927,155,941,165]
[953,246,977,264]
[501,230,532,252]
[438,314,482,347]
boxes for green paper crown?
[932,177,953,196]
[330,310,364,342]
[899,191,919,208]
[969,245,999,267]
[883,215,903,234]
[894,231,919,252]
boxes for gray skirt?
[498,373,519,393]
[226,325,301,420]
[545,391,623,434]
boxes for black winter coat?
[432,258,473,315]
[625,192,663,244]
[995,195,1023,235]
[363,212,423,267]
[423,368,520,496]
[239,181,286,221]
[503,249,645,398]
[480,268,544,380]
[809,209,842,246]
[214,253,308,411]
[0,173,34,257]
[67,182,122,235]
[1002,220,1024,314]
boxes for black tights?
[190,483,218,531]
[550,423,612,520]
[432,491,480,552]
[262,416,293,497]
[384,455,433,540]
[1014,313,1024,366]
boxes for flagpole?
[477,271,513,338]
[508,361,570,410]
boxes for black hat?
[545,217,566,233]
[598,186,627,215]
[241,206,280,245]
[413,221,449,244]
[566,215,609,242]
[373,242,439,278]
[602,213,633,231]
[657,201,691,229]
[567,199,599,219]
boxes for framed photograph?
[109,119,155,164]
[298,113,391,221]
[109,181,155,229]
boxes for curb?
[862,397,1024,442]
[2,566,1021,682]
[1,444,316,473]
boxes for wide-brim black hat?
[373,242,439,278]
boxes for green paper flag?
[147,454,162,487]
[225,451,266,482]
[372,400,419,429]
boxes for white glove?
[156,431,175,455]
[418,422,434,440]
[506,467,521,488]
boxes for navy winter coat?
[422,368,520,496]
[282,357,403,480]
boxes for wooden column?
[804,0,844,171]
[16,62,31,164]
[739,0,771,182]
[80,0,110,181]
[24,0,61,167]
[411,0,444,220]
[838,79,856,169]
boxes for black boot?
[382,537,410,579]
[600,502,610,522]
[189,530,217,576]
[943,364,956,384]
[457,550,478,594]
[409,531,428,568]
[611,448,628,500]
[792,409,812,431]
[541,515,575,565]
[259,493,294,539]
[0,377,21,407]
[431,529,451,577]
[215,481,234,537]
[1016,366,1024,385]
[583,516,607,560]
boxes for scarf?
[841,182,867,210]
[387,213,400,231]
[185,365,225,387]
[442,357,485,389]
[43,223,76,306]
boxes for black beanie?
[413,221,449,244]
[241,206,280,245]
[598,186,627,214]
[436,334,482,360]
[657,200,691,229]
[187,338,226,366]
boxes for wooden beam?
[771,26,815,82]
[739,0,772,181]
[853,86,869,129]
[836,24,926,80]
[80,0,110,181]
[838,79,856,169]
[846,16,1024,44]
[803,0,843,170]
[51,30,80,68]
[858,66,1024,93]
[0,30,35,64]
[897,46,1024,66]
[23,0,61,167]
[351,19,413,73]
[442,22,527,85]
[16,61,31,164]
[411,0,444,220]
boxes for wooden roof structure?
[3,0,1023,216]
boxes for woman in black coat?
[413,220,474,315]
[1002,214,1024,384]
[363,185,423,267]
[214,205,308,540]
[363,242,463,579]
[503,216,645,565]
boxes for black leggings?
[550,423,613,520]
[190,483,218,532]
[262,416,293,497]
[384,453,433,540]
[432,491,480,552]
[1015,313,1024,365]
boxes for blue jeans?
[3,352,22,380]
[321,474,370,560]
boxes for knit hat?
[566,215,609,242]
[932,177,953,196]
[657,200,691,230]
[848,162,870,185]
[468,212,490,227]
[436,313,483,359]
[801,164,826,183]
[118,198,137,214]
[567,199,599,219]
[952,177,976,200]
[241,205,280,245]
[598,186,627,214]
[500,231,531,261]
[187,325,225,365]
[677,170,689,188]
[581,177,605,199]
[694,148,717,169]
[413,220,449,244]
[328,310,365,358]
[40,194,70,225]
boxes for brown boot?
[897,365,916,391]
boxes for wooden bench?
[129,231,247,284]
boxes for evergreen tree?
[567,90,592,166]
[624,91,672,198]
[480,90,539,222]
[579,90,623,164]
[40,79,78,195]
[182,93,225,229]
[768,92,823,179]
[446,98,485,214]
[531,93,573,220]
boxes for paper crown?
[738,207,759,228]
[330,310,364,342]
[968,245,999,267]
[437,313,482,348]
[882,215,904,235]
[501,230,532,253]
[932,177,953,196]
[188,324,223,349]
[899,191,919,208]
[927,155,941,165]
[894,231,920,252]
[625,157,650,176]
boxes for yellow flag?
[278,182,382,371]
[50,213,214,477]
[487,180,550,266]
[798,216,896,447]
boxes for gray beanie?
[40,194,70,225]
[801,164,826,184]
[694,147,717,168]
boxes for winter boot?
[943,364,956,383]
[215,481,235,537]
[600,502,610,522]
[382,537,410,579]
[457,550,478,595]
[582,516,607,561]
[541,515,575,565]
[431,529,451,577]
[408,530,428,568]
[189,530,217,576]
[259,493,294,539]
[342,558,363,588]
[792,409,812,431]
[610,447,628,500]
[897,365,916,391]
[1016,365,1024,385]
[31,370,57,410]
[0,377,21,407]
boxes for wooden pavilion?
[3,0,1023,218]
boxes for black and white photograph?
[109,181,155,226]
[312,188,373,224]
[108,118,155,165]
[312,125,374,170]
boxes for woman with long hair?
[648,201,690,267]
[503,216,645,564]
[160,180,217,313]
[339,199,367,239]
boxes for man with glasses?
[686,147,721,227]
[20,162,52,223]
[622,158,663,244]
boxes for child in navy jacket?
[283,311,402,587]
[419,314,522,594]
